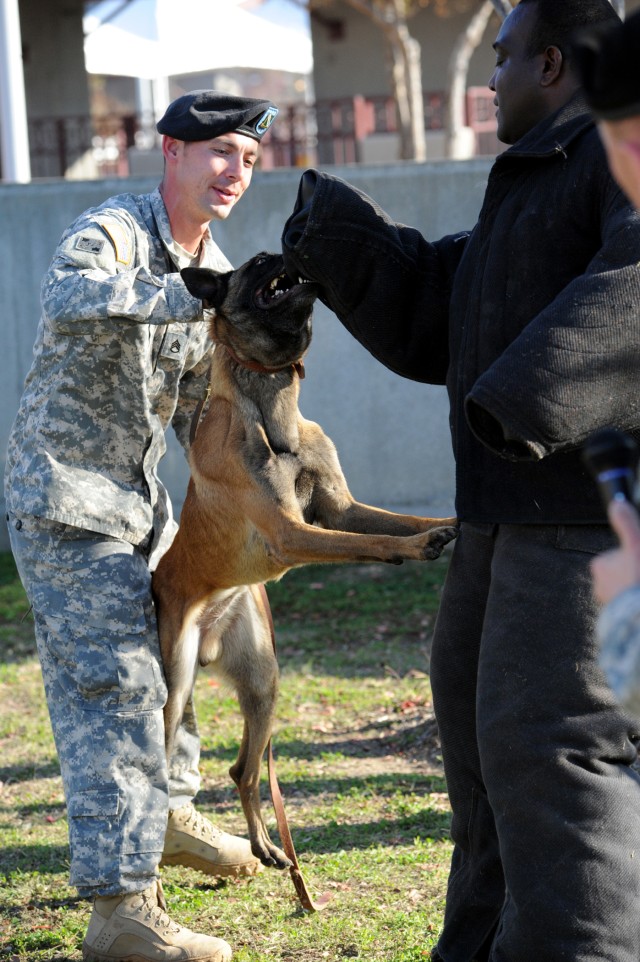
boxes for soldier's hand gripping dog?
[152,251,458,872]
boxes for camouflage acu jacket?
[597,587,640,718]
[4,187,231,555]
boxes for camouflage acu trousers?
[8,512,201,897]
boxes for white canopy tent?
[83,0,313,79]
[84,0,313,124]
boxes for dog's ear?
[181,267,231,309]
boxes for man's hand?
[591,499,640,604]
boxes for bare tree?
[488,0,513,18]
[445,0,495,157]
[277,0,472,161]
[275,0,487,160]
[325,0,428,161]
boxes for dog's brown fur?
[152,252,457,870]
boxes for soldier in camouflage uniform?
[593,501,640,717]
[575,14,640,721]
[4,90,278,962]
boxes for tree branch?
[488,0,513,21]
[445,0,494,157]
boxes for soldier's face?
[177,132,259,222]
[598,118,640,211]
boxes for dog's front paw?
[421,523,459,560]
[252,838,293,871]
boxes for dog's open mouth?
[255,271,314,309]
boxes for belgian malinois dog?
[152,252,458,871]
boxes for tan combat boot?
[82,879,232,962]
[160,803,262,878]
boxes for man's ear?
[162,135,181,163]
[181,267,231,309]
[540,45,564,87]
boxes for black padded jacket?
[281,94,640,524]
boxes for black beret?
[573,11,640,122]
[157,90,278,142]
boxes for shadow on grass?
[201,716,441,765]
[0,759,61,783]
[0,804,450,879]
[0,797,66,819]
[279,718,440,762]
[198,768,447,799]
[0,841,70,876]
[197,770,451,848]
[278,808,452,854]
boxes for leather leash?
[258,583,332,913]
[189,377,211,446]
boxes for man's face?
[598,118,640,210]
[489,4,550,145]
[174,131,258,223]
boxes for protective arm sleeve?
[171,349,213,454]
[466,183,640,461]
[281,168,468,385]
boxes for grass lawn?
[0,550,453,961]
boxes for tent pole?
[0,0,31,182]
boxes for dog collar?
[222,344,305,379]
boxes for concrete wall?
[0,159,493,550]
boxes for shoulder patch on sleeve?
[75,235,105,255]
[100,220,132,266]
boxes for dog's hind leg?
[218,585,291,869]
[159,609,202,761]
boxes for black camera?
[582,427,640,510]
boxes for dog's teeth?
[269,274,288,295]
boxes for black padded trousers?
[430,522,640,962]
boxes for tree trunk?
[385,27,414,159]
[343,0,426,161]
[489,0,513,20]
[445,0,495,158]
[396,22,426,161]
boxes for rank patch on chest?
[160,332,188,360]
[76,235,105,255]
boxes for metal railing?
[23,90,499,180]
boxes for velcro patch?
[76,235,105,255]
